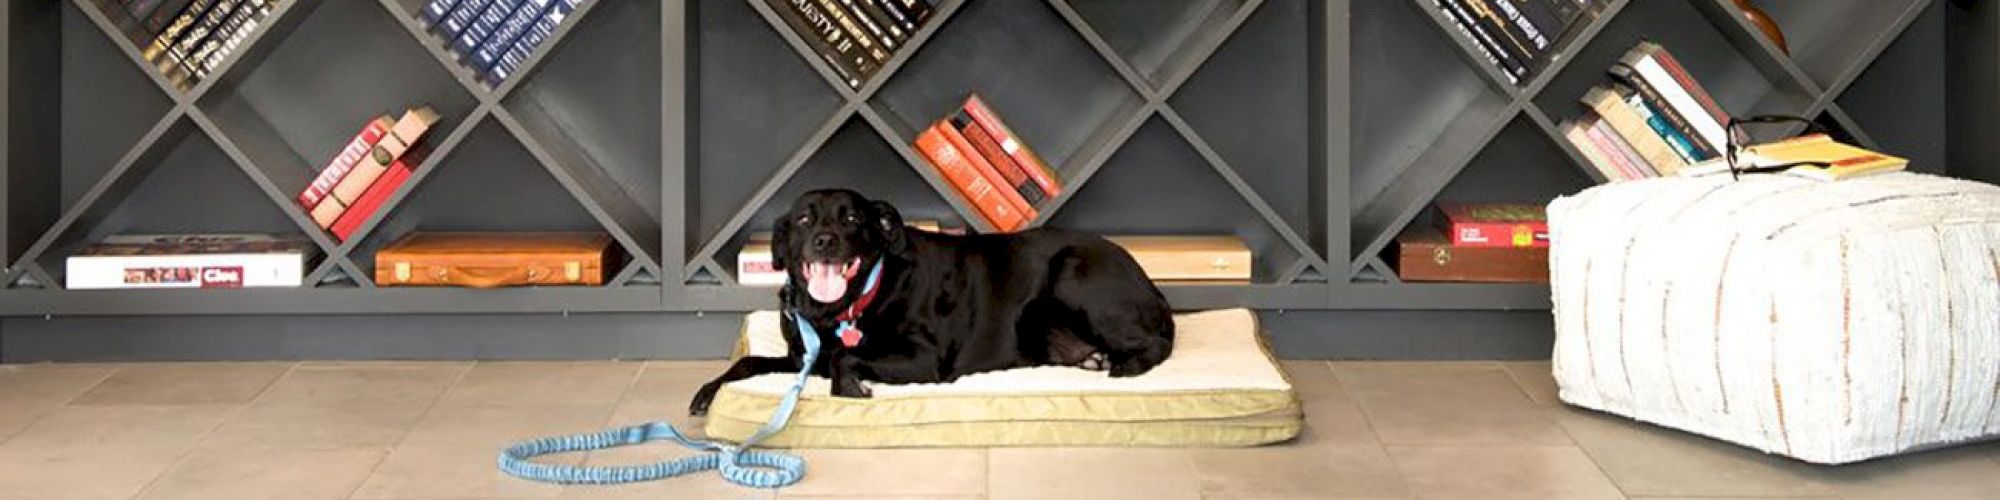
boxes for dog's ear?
[770,214,794,271]
[870,200,910,256]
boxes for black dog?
[689,189,1175,415]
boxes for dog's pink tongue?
[806,263,848,303]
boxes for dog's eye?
[794,214,811,226]
[843,213,860,225]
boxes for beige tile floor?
[2,360,1998,500]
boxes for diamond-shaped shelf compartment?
[22,117,321,289]
[71,0,301,96]
[1756,0,1931,94]
[57,4,179,212]
[194,0,481,242]
[1051,117,1304,284]
[1061,0,1259,92]
[347,118,644,287]
[498,0,663,277]
[1366,117,1593,281]
[690,0,848,260]
[707,119,969,286]
[1829,1,1945,174]
[1169,0,1325,273]
[1532,0,1817,143]
[1352,0,1512,208]
[871,0,1146,217]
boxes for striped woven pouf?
[1546,171,2000,464]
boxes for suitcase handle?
[435,265,546,288]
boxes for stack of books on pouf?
[65,233,318,289]
[1393,202,1549,283]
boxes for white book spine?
[1634,54,1729,152]
[66,253,308,289]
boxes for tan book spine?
[1583,86,1686,175]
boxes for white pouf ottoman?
[1547,171,2000,464]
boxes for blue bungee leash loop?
[496,311,825,489]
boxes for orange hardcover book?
[936,120,1037,223]
[914,122,1027,232]
[963,94,1061,197]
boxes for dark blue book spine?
[420,0,461,28]
[473,0,555,73]
[485,0,581,85]
[439,0,496,40]
[454,0,524,62]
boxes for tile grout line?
[0,364,123,448]
[125,361,303,500]
[347,361,481,500]
[1320,359,1413,495]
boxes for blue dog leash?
[496,312,824,489]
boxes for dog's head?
[772,189,907,308]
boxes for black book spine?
[1608,62,1717,159]
[1501,0,1565,51]
[1474,0,1546,60]
[1440,0,1526,81]
[813,0,889,63]
[168,0,239,76]
[868,0,918,34]
[845,0,906,46]
[191,0,265,79]
[769,0,873,88]
[885,0,931,31]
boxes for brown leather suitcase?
[1394,227,1549,283]
[375,232,616,287]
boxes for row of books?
[1393,202,1550,283]
[1558,42,1729,181]
[420,0,587,87]
[913,95,1064,233]
[738,225,1252,285]
[767,0,939,89]
[1432,0,1599,84]
[106,0,276,88]
[297,106,442,242]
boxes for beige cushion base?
[703,308,1302,448]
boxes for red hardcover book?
[329,160,414,242]
[914,122,1027,232]
[1435,202,1549,248]
[952,110,1046,206]
[962,94,1061,197]
[299,116,394,209]
[936,120,1037,223]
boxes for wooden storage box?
[1393,227,1549,283]
[1111,236,1252,282]
[375,232,616,287]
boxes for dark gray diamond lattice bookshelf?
[0,0,1950,318]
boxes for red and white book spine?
[299,116,394,210]
[962,95,1061,197]
[329,159,414,242]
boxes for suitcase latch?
[1211,257,1231,272]
[565,262,581,282]
[394,262,411,282]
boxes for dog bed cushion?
[702,308,1301,448]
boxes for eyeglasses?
[1724,115,1831,180]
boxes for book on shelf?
[914,121,1029,233]
[450,0,530,64]
[481,0,584,86]
[1394,226,1548,283]
[814,0,891,64]
[950,110,1047,206]
[1437,0,1600,82]
[330,159,416,242]
[769,0,877,89]
[119,0,273,87]
[1679,134,1908,181]
[65,233,318,289]
[1564,42,1736,182]
[1434,202,1548,248]
[962,94,1062,198]
[935,118,1038,223]
[843,0,906,48]
[303,106,439,233]
[438,0,498,40]
[471,0,558,74]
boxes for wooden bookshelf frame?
[0,0,1949,319]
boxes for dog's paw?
[1108,358,1156,378]
[833,381,873,399]
[1076,352,1109,371]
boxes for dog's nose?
[813,233,835,250]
